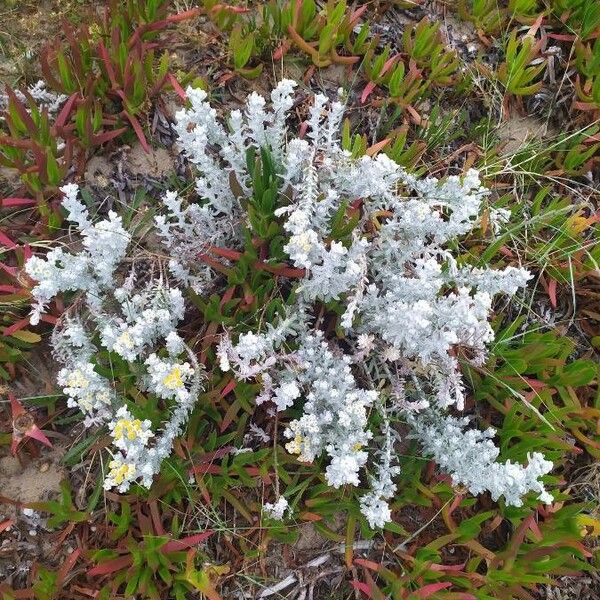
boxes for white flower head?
[145,354,195,401]
[109,406,154,454]
[263,496,289,520]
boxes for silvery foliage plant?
[0,80,67,116]
[155,80,552,528]
[25,184,203,492]
[25,80,553,526]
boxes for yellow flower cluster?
[63,366,112,412]
[108,460,136,486]
[66,370,89,389]
[285,433,303,456]
[285,432,314,463]
[290,232,314,252]
[113,417,144,442]
[116,331,135,349]
[162,365,184,390]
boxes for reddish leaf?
[9,394,25,417]
[526,13,543,37]
[127,24,154,49]
[10,394,52,455]
[1,197,37,207]
[30,144,48,183]
[40,48,64,92]
[366,138,390,157]
[362,56,398,104]
[210,4,251,14]
[88,555,133,576]
[39,314,59,325]
[217,71,236,86]
[406,104,422,125]
[123,111,150,153]
[220,378,237,398]
[350,580,373,598]
[573,101,596,111]
[149,499,166,536]
[3,318,31,336]
[54,93,78,129]
[380,55,399,75]
[299,511,323,522]
[97,42,118,88]
[547,33,577,41]
[0,519,14,533]
[25,425,53,448]
[349,4,368,25]
[430,562,467,572]
[354,558,382,571]
[244,466,269,477]
[166,7,202,22]
[168,73,187,101]
[57,548,81,584]
[361,81,377,104]
[90,127,128,146]
[5,87,37,135]
[219,286,236,309]
[219,400,240,432]
[208,245,243,260]
[162,531,213,553]
[0,230,17,249]
[413,582,453,597]
[523,377,547,391]
[291,0,303,27]
[273,40,292,60]
[547,278,557,309]
[448,493,464,515]
[528,517,543,541]
[255,261,305,278]
[198,253,230,275]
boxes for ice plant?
[9,394,53,456]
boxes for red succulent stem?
[203,245,306,279]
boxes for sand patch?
[0,449,64,504]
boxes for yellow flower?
[291,232,313,252]
[113,418,143,441]
[116,331,134,349]
[108,460,136,485]
[285,433,303,455]
[162,365,184,390]
[352,442,363,452]
[66,370,89,389]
